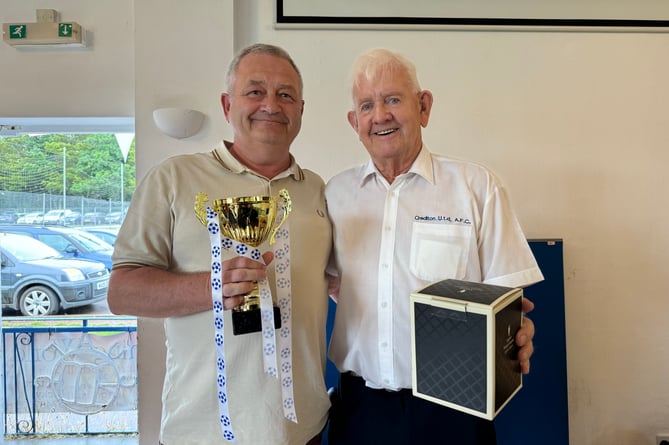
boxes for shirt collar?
[359,144,434,187]
[212,140,305,181]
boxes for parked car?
[0,225,113,270]
[104,211,126,224]
[62,211,82,226]
[83,211,107,225]
[43,209,70,225]
[0,233,109,316]
[0,211,19,224]
[16,212,44,224]
[81,227,119,246]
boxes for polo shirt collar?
[359,144,435,186]
[212,140,305,181]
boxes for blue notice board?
[324,239,569,444]
[494,239,569,445]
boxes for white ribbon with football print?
[206,207,296,442]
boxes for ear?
[418,90,434,128]
[347,110,358,132]
[221,93,231,122]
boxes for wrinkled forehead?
[352,65,415,100]
[232,54,303,95]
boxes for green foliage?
[0,133,136,201]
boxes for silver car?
[0,233,109,316]
[16,212,44,224]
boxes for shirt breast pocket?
[409,222,472,282]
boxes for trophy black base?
[232,306,282,336]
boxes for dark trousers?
[328,372,497,445]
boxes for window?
[0,117,138,441]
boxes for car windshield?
[1,235,61,261]
[66,231,113,252]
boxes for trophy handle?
[194,192,209,225]
[269,189,291,245]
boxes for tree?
[0,133,136,208]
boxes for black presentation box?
[410,279,523,420]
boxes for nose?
[372,101,391,122]
[261,94,280,114]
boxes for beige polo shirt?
[113,142,332,444]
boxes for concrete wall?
[2,1,669,443]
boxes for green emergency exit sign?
[58,23,73,37]
[9,24,26,39]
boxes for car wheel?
[19,286,60,316]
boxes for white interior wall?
[0,0,134,117]
[2,1,669,444]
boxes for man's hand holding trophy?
[195,189,292,335]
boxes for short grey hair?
[349,48,421,103]
[226,43,303,94]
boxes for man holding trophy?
[108,44,332,445]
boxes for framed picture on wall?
[276,0,669,30]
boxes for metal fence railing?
[2,316,138,438]
[0,190,128,225]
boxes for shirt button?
[381,342,388,348]
[381,301,388,308]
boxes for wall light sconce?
[152,107,205,139]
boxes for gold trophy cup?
[196,189,291,335]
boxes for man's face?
[222,53,304,150]
[348,68,431,163]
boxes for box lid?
[415,279,516,306]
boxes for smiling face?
[221,53,304,164]
[348,65,432,170]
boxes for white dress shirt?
[325,146,544,390]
